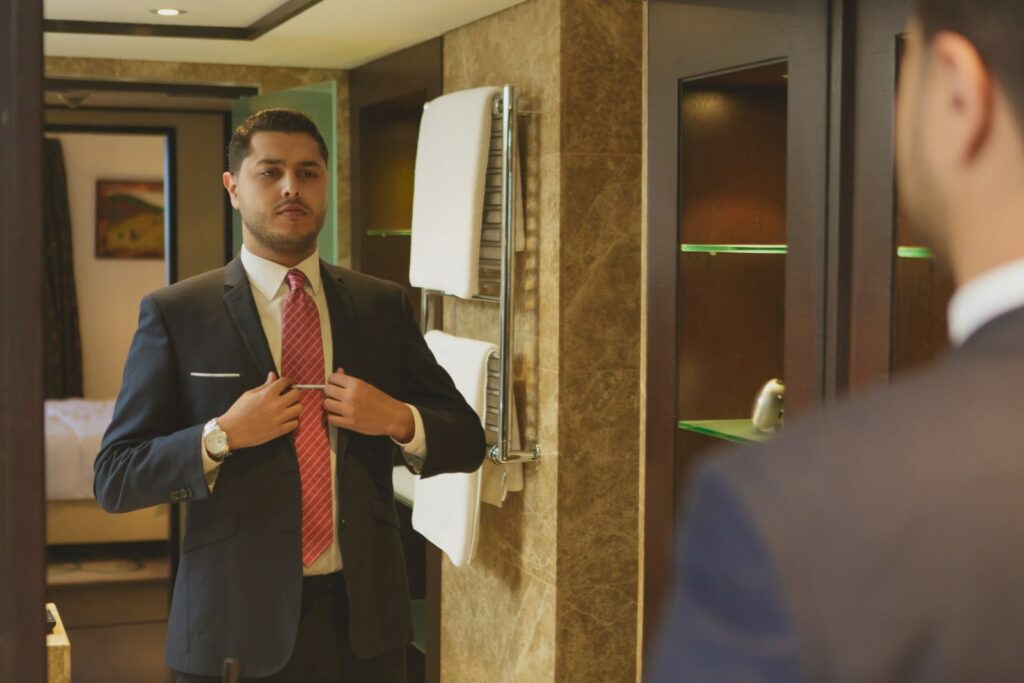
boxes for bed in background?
[45,398,168,545]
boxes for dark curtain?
[43,138,83,398]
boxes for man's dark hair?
[226,108,329,174]
[912,0,1024,127]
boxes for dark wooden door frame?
[847,0,910,390]
[0,0,45,679]
[643,0,854,671]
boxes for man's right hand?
[217,372,301,450]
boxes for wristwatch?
[202,418,232,463]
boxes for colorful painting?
[95,180,165,259]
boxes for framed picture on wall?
[95,180,165,259]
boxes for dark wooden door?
[0,0,46,679]
[848,0,955,389]
[645,0,832,666]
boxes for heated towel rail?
[420,85,542,466]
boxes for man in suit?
[95,108,486,682]
[651,1,1024,680]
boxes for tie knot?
[286,269,307,294]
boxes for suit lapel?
[321,262,366,469]
[222,258,277,377]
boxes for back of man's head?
[913,0,1024,131]
[227,108,329,175]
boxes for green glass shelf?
[411,599,426,654]
[680,244,787,255]
[678,419,774,444]
[367,229,412,238]
[897,246,934,259]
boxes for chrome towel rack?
[420,84,542,466]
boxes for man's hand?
[217,372,302,450]
[324,368,414,442]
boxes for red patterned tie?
[281,269,332,567]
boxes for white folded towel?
[412,331,496,566]
[391,466,417,507]
[409,86,501,299]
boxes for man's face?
[223,131,328,261]
[896,20,952,256]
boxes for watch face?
[205,428,228,455]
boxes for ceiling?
[44,0,526,70]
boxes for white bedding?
[45,398,115,501]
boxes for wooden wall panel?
[0,0,46,679]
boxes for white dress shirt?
[201,245,426,575]
[948,257,1024,347]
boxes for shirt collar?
[948,256,1024,346]
[239,244,322,301]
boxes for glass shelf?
[367,229,412,238]
[897,246,933,259]
[680,244,788,255]
[678,419,774,444]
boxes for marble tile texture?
[441,0,561,680]
[441,0,643,681]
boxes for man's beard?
[241,205,325,258]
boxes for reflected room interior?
[41,83,231,683]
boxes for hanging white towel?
[409,86,500,299]
[391,466,417,507]
[411,331,496,567]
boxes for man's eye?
[259,169,279,177]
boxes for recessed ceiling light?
[151,8,185,17]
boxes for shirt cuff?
[199,437,222,492]
[393,403,427,457]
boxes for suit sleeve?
[647,462,803,682]
[94,294,211,512]
[396,290,486,478]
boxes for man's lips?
[276,203,308,216]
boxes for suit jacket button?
[339,518,347,531]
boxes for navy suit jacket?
[94,258,486,678]
[651,306,1024,681]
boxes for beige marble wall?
[638,3,650,676]
[441,0,643,681]
[441,0,561,680]
[556,1,643,681]
[44,57,352,267]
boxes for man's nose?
[281,171,301,197]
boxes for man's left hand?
[323,368,415,442]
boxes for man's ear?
[931,30,995,162]
[222,171,240,209]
